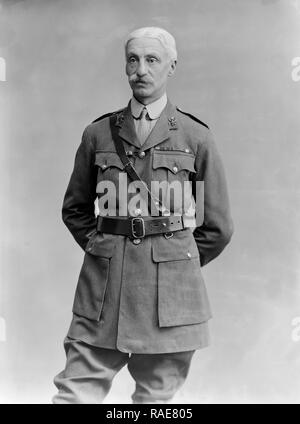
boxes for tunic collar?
[130,93,167,120]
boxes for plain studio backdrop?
[0,0,300,404]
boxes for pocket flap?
[95,151,124,170]
[152,229,199,262]
[85,232,117,258]
[153,151,195,174]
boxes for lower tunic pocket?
[72,253,110,322]
[151,230,212,327]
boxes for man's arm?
[62,125,98,250]
[192,129,234,266]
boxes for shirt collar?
[130,93,167,120]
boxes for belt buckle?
[131,217,145,238]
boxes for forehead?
[126,37,167,57]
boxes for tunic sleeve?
[192,129,234,266]
[62,125,98,250]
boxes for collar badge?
[168,116,177,128]
[116,112,125,126]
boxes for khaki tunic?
[62,100,233,353]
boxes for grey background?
[0,0,300,403]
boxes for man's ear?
[168,60,177,77]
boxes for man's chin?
[132,89,153,104]
[133,87,149,96]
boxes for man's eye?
[148,57,157,63]
[128,57,136,63]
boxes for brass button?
[187,252,191,258]
[133,238,141,245]
[139,151,145,158]
[101,164,107,170]
[172,166,178,173]
[135,208,142,216]
[185,148,190,153]
[126,150,133,156]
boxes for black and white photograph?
[0,0,299,405]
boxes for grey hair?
[124,27,177,61]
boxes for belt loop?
[96,215,103,232]
[181,215,185,229]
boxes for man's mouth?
[134,80,148,85]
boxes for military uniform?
[53,98,233,403]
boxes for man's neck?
[131,93,167,120]
[133,93,167,106]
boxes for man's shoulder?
[176,106,209,130]
[91,107,126,124]
[82,107,126,139]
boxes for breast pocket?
[95,151,128,215]
[95,151,125,186]
[152,150,195,182]
[152,150,196,213]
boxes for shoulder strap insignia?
[91,108,125,124]
[176,107,209,129]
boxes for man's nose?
[136,59,147,77]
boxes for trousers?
[52,336,195,404]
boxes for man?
[53,27,233,404]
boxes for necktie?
[136,107,152,145]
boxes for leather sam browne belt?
[97,215,185,239]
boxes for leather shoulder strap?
[109,115,161,216]
[92,108,125,124]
